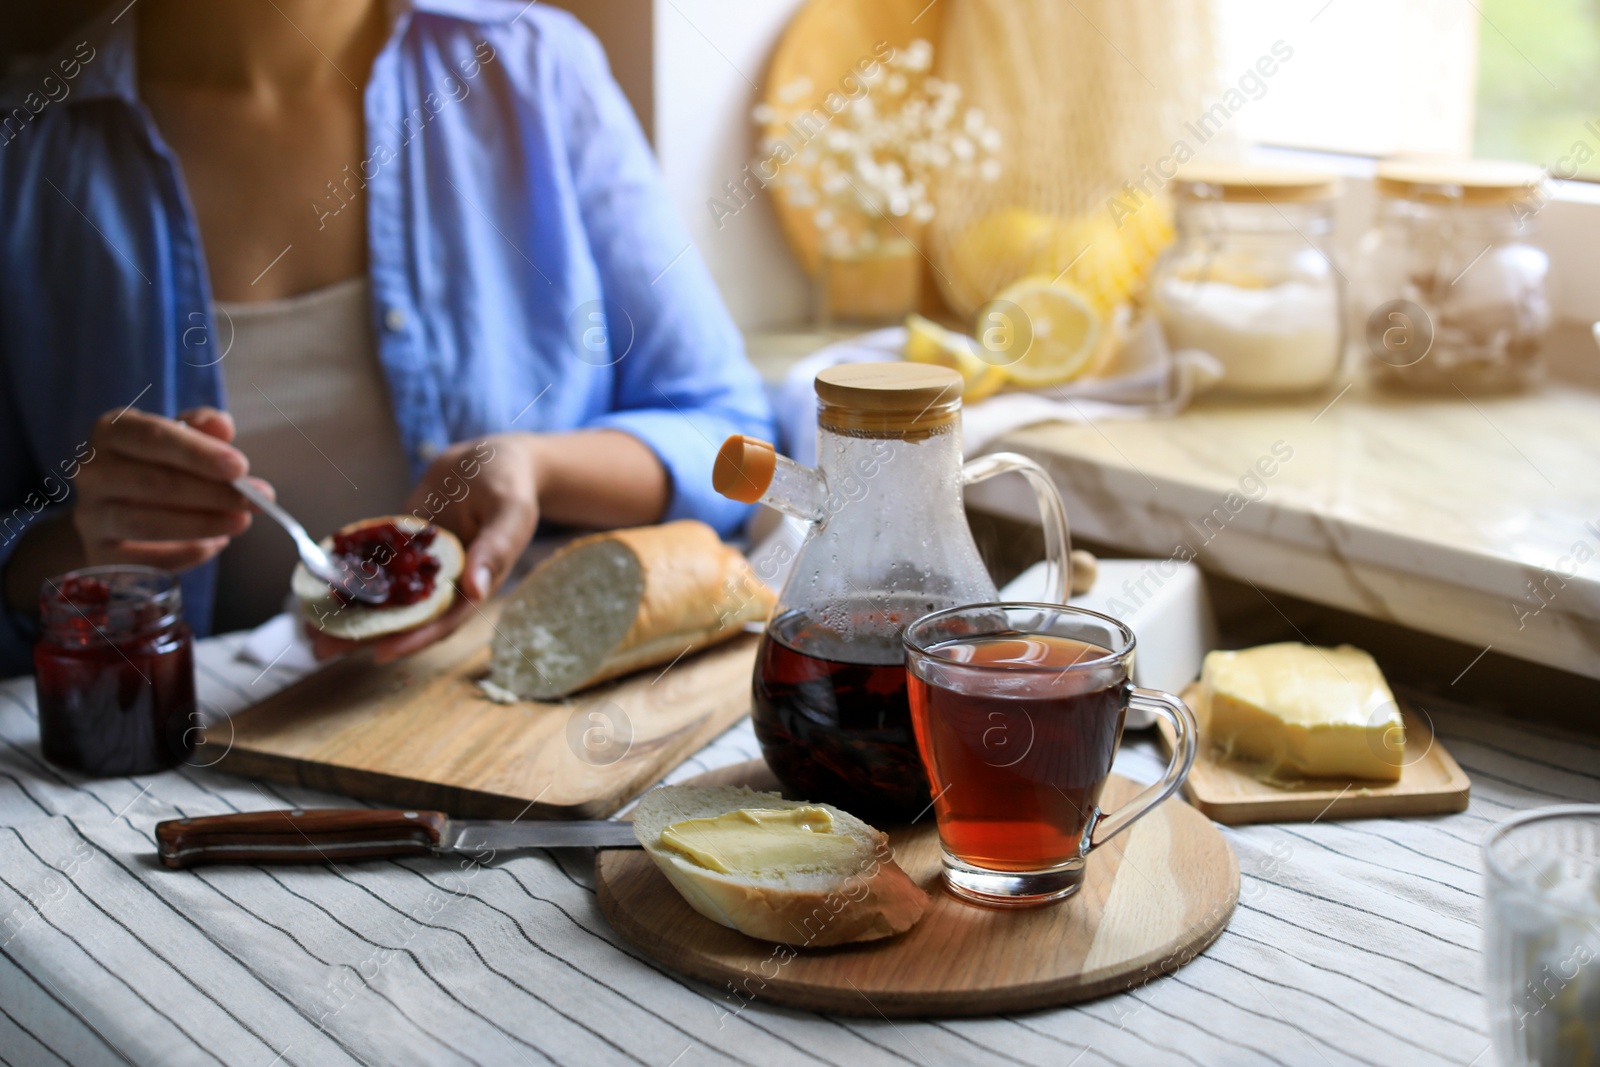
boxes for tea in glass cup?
[904,603,1196,907]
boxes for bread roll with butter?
[631,784,928,947]
[486,520,774,701]
[1200,643,1404,782]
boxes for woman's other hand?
[309,432,541,664]
[73,406,268,572]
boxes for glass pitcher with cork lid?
[713,362,1072,821]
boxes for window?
[1213,0,1478,159]
[1473,0,1600,182]
[1214,0,1600,325]
[1215,0,1600,183]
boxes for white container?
[1003,558,1217,728]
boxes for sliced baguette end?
[488,520,774,701]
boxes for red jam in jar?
[34,566,197,776]
[328,522,440,607]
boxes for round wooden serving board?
[596,761,1238,1016]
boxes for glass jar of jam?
[34,566,197,776]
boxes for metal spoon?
[231,478,390,605]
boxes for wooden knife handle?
[156,808,450,869]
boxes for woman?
[0,0,774,675]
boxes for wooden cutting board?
[1158,684,1472,825]
[596,761,1238,1016]
[205,606,758,820]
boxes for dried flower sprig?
[754,39,1001,258]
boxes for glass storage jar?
[34,566,197,776]
[1351,159,1549,394]
[1149,165,1343,396]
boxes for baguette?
[631,784,928,947]
[486,520,774,700]
[292,515,464,640]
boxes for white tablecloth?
[1,633,1593,1066]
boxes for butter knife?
[155,808,640,869]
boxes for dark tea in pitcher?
[752,596,938,822]
[713,364,1075,827]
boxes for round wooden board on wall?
[758,0,947,277]
[596,760,1239,1017]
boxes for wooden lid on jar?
[1376,159,1544,204]
[1174,163,1341,203]
[814,362,962,436]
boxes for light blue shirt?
[0,0,775,675]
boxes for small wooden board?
[205,607,758,820]
[1159,684,1472,825]
[596,761,1239,1016]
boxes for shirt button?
[384,307,407,332]
[416,440,440,461]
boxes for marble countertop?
[748,327,1600,682]
[980,381,1600,681]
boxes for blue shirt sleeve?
[544,16,775,537]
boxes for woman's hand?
[73,406,268,571]
[309,433,541,664]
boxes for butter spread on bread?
[659,807,859,875]
[1200,642,1404,782]
[632,785,927,947]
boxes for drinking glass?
[904,602,1196,907]
[1483,805,1600,1066]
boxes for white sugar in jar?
[1150,165,1344,396]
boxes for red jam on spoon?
[328,521,441,608]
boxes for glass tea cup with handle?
[904,602,1197,907]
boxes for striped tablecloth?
[1,633,1594,1067]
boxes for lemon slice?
[903,314,1010,402]
[975,277,1102,388]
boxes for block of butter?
[1200,643,1405,782]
